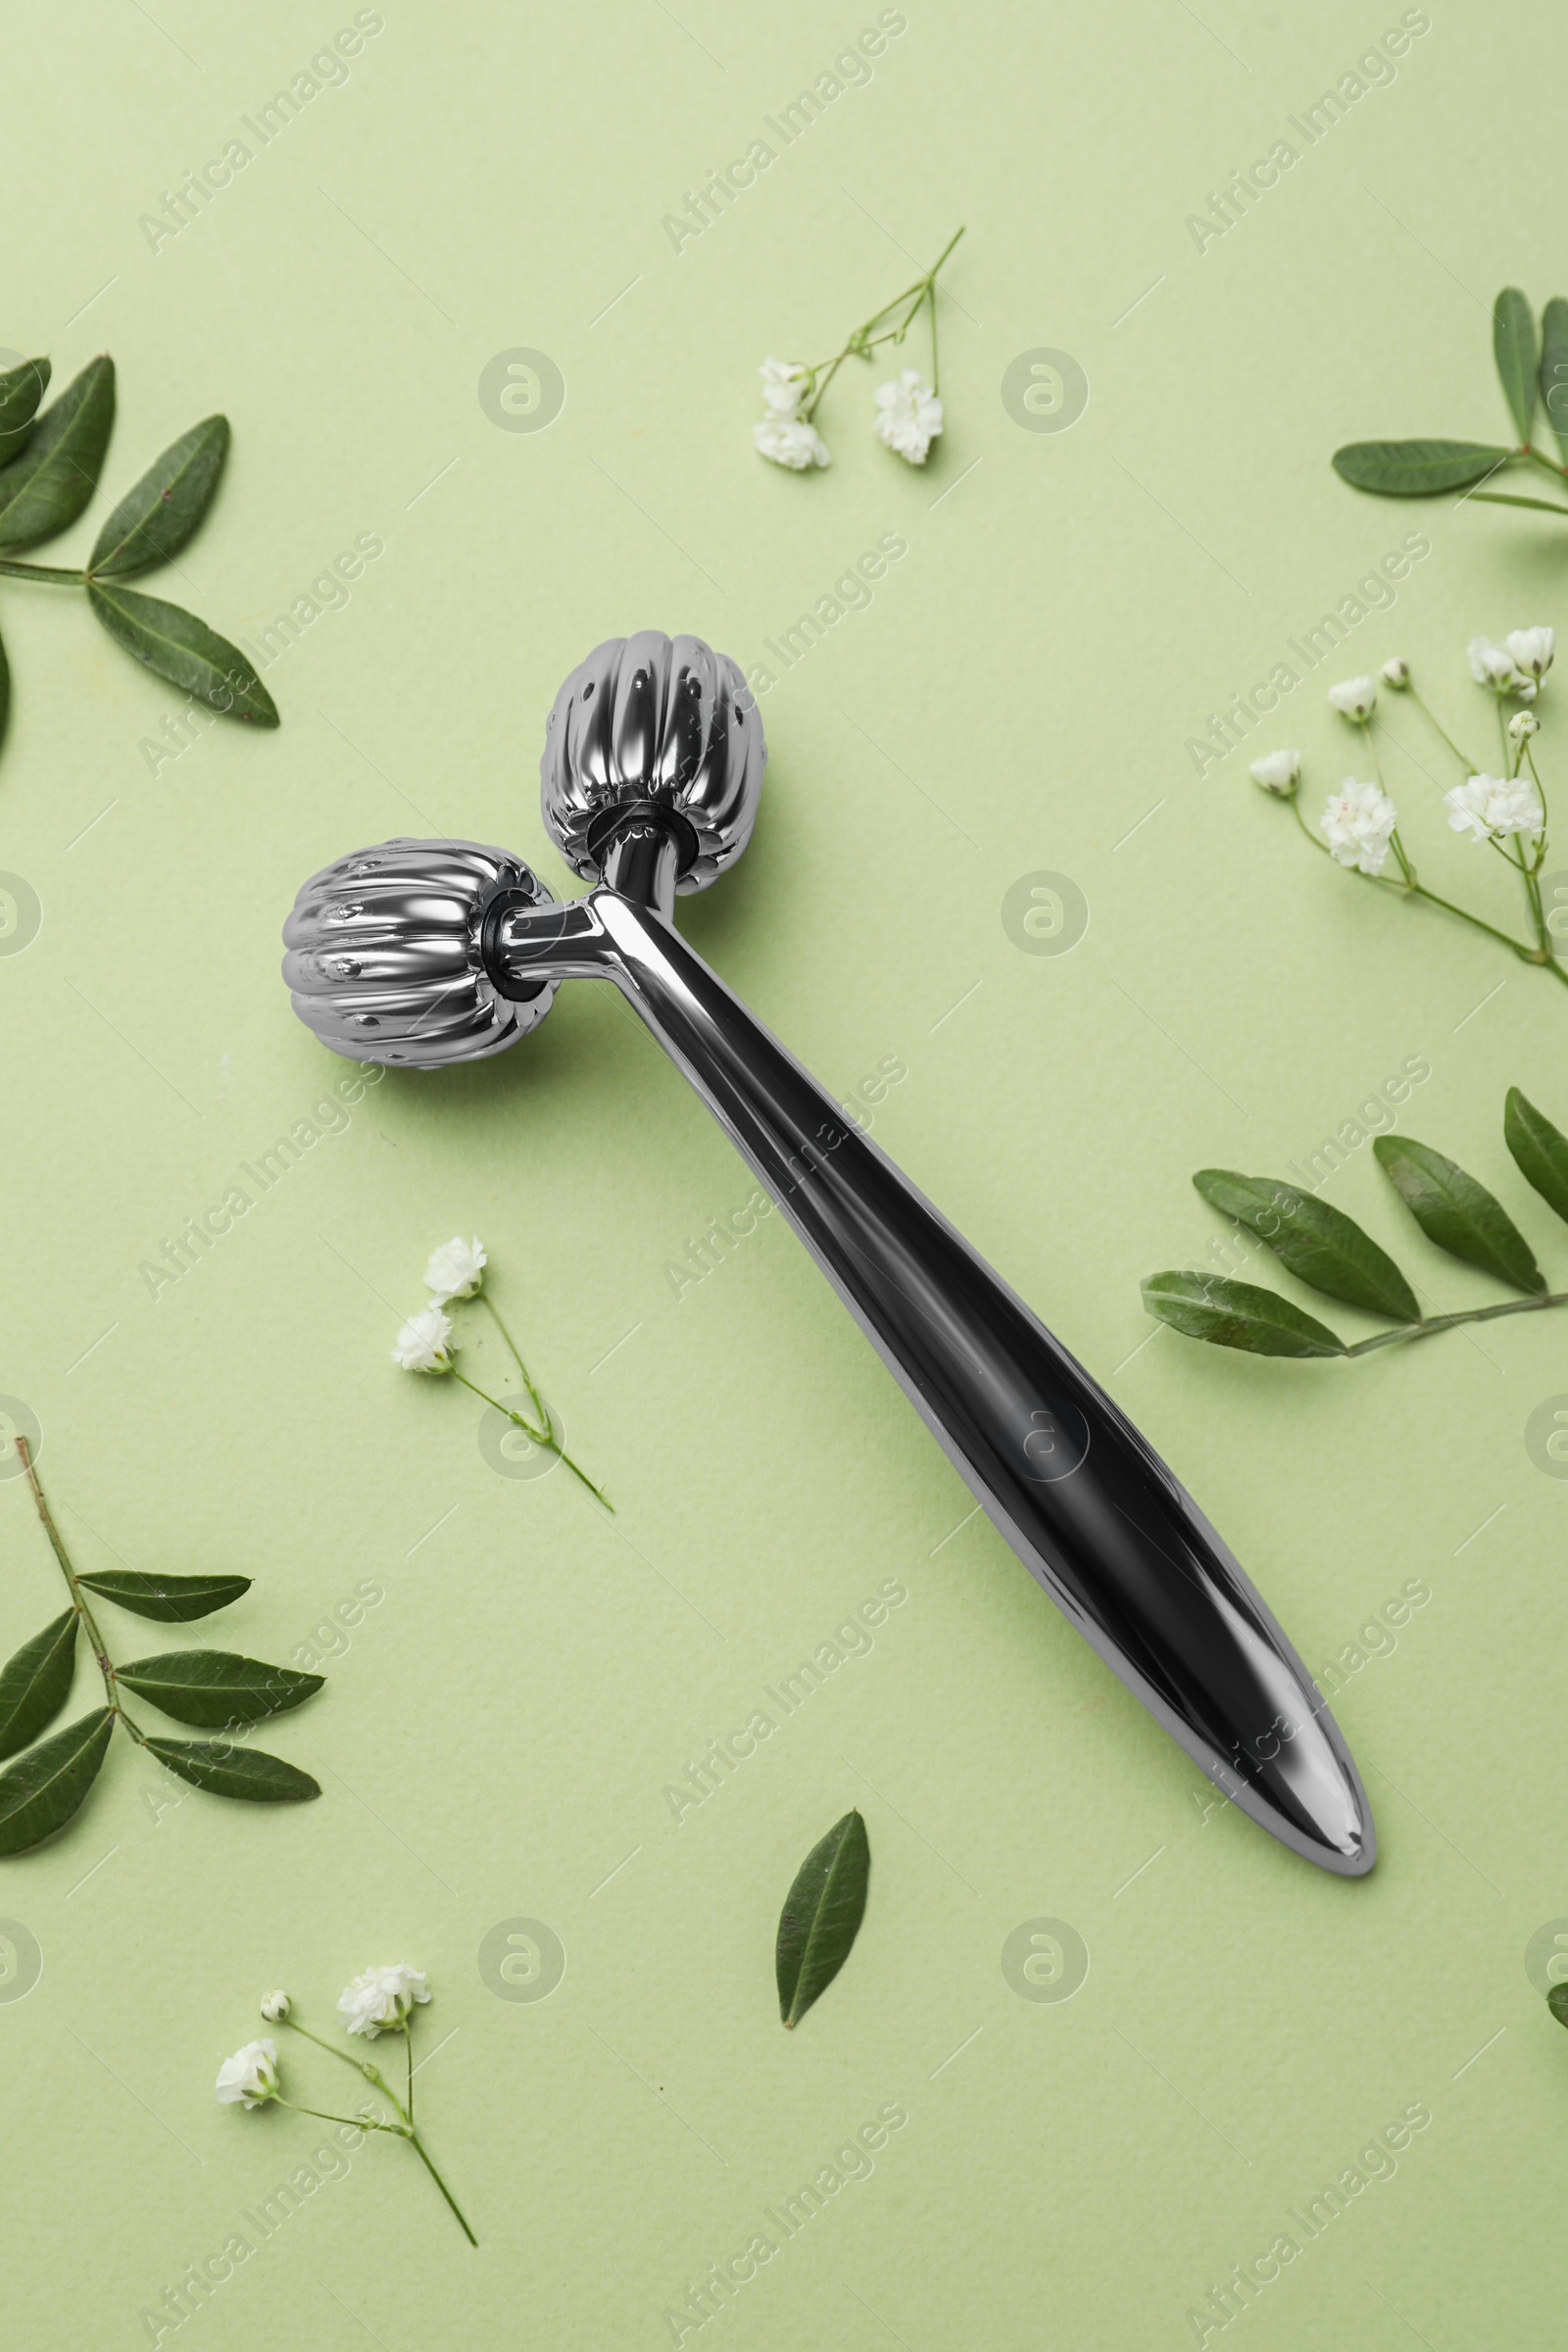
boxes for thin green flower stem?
[1406,683,1478,774]
[451,1372,612,1508]
[283,2015,397,2100]
[1527,742,1552,838]
[406,2127,478,2247]
[1346,1290,1568,1354]
[478,1292,546,1431]
[405,2019,414,2126]
[801,228,964,419]
[276,2095,406,2135]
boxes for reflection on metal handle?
[490,829,1374,1877]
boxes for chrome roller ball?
[281,837,557,1068]
[540,629,765,894]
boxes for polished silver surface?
[540,630,764,895]
[281,837,557,1067]
[281,640,1376,1877]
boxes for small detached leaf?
[1193,1171,1420,1323]
[1141,1271,1346,1358]
[88,416,229,579]
[1541,298,1568,463]
[776,1807,870,2028]
[0,1707,115,1857]
[0,357,50,466]
[86,582,278,725]
[0,617,9,755]
[1549,1982,1568,2031]
[1332,438,1513,496]
[0,355,115,550]
[1504,1087,1568,1228]
[1494,286,1539,443]
[0,1609,77,1762]
[146,1740,319,1803]
[77,1569,251,1624]
[1374,1135,1543,1293]
[116,1650,323,1728]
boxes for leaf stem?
[1345,1289,1568,1353]
[16,1436,117,1697]
[0,558,84,585]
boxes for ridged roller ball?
[540,630,765,893]
[281,838,556,1069]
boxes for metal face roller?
[282,630,1375,1878]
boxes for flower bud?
[1509,709,1540,742]
[1248,749,1300,797]
[1327,675,1378,720]
[260,1989,290,2021]
[1380,658,1409,689]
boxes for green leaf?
[1541,299,1568,461]
[0,1707,114,1855]
[1494,287,1539,443]
[1331,438,1513,496]
[115,1650,323,1727]
[145,1739,319,1803]
[1193,1171,1420,1323]
[0,355,115,550]
[88,415,229,579]
[1504,1087,1568,1227]
[77,1569,252,1624]
[0,357,50,466]
[0,616,9,757]
[1549,1981,1568,2030]
[85,582,278,725]
[776,1807,870,2028]
[1373,1135,1543,1293]
[1141,1271,1346,1358]
[0,1609,77,1762]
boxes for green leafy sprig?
[0,1438,321,1855]
[775,1808,870,2028]
[0,352,278,759]
[1142,1087,1568,1361]
[1333,286,1568,520]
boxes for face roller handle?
[485,825,1374,1876]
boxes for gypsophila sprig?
[392,1236,612,1507]
[0,353,278,763]
[1333,286,1568,523]
[218,1970,475,2245]
[752,229,963,473]
[1141,1087,1568,1365]
[1250,625,1568,993]
[0,1440,322,1855]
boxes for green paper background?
[3,1,1565,2342]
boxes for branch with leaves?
[0,352,278,761]
[1142,1088,1568,1361]
[1333,284,1568,519]
[0,1439,321,1855]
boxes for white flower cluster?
[337,1961,431,2039]
[390,1236,486,1373]
[1246,629,1556,866]
[752,359,830,471]
[753,359,943,470]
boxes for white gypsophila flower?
[872,369,944,465]
[1327,675,1378,720]
[1443,773,1544,844]
[1249,749,1301,795]
[1510,709,1541,742]
[1381,657,1410,688]
[216,2038,278,2108]
[423,1236,486,1304]
[390,1305,455,1374]
[259,1990,290,2022]
[1468,635,1536,699]
[759,357,810,417]
[336,1964,432,2039]
[1321,780,1398,876]
[753,414,831,470]
[1505,625,1555,681]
